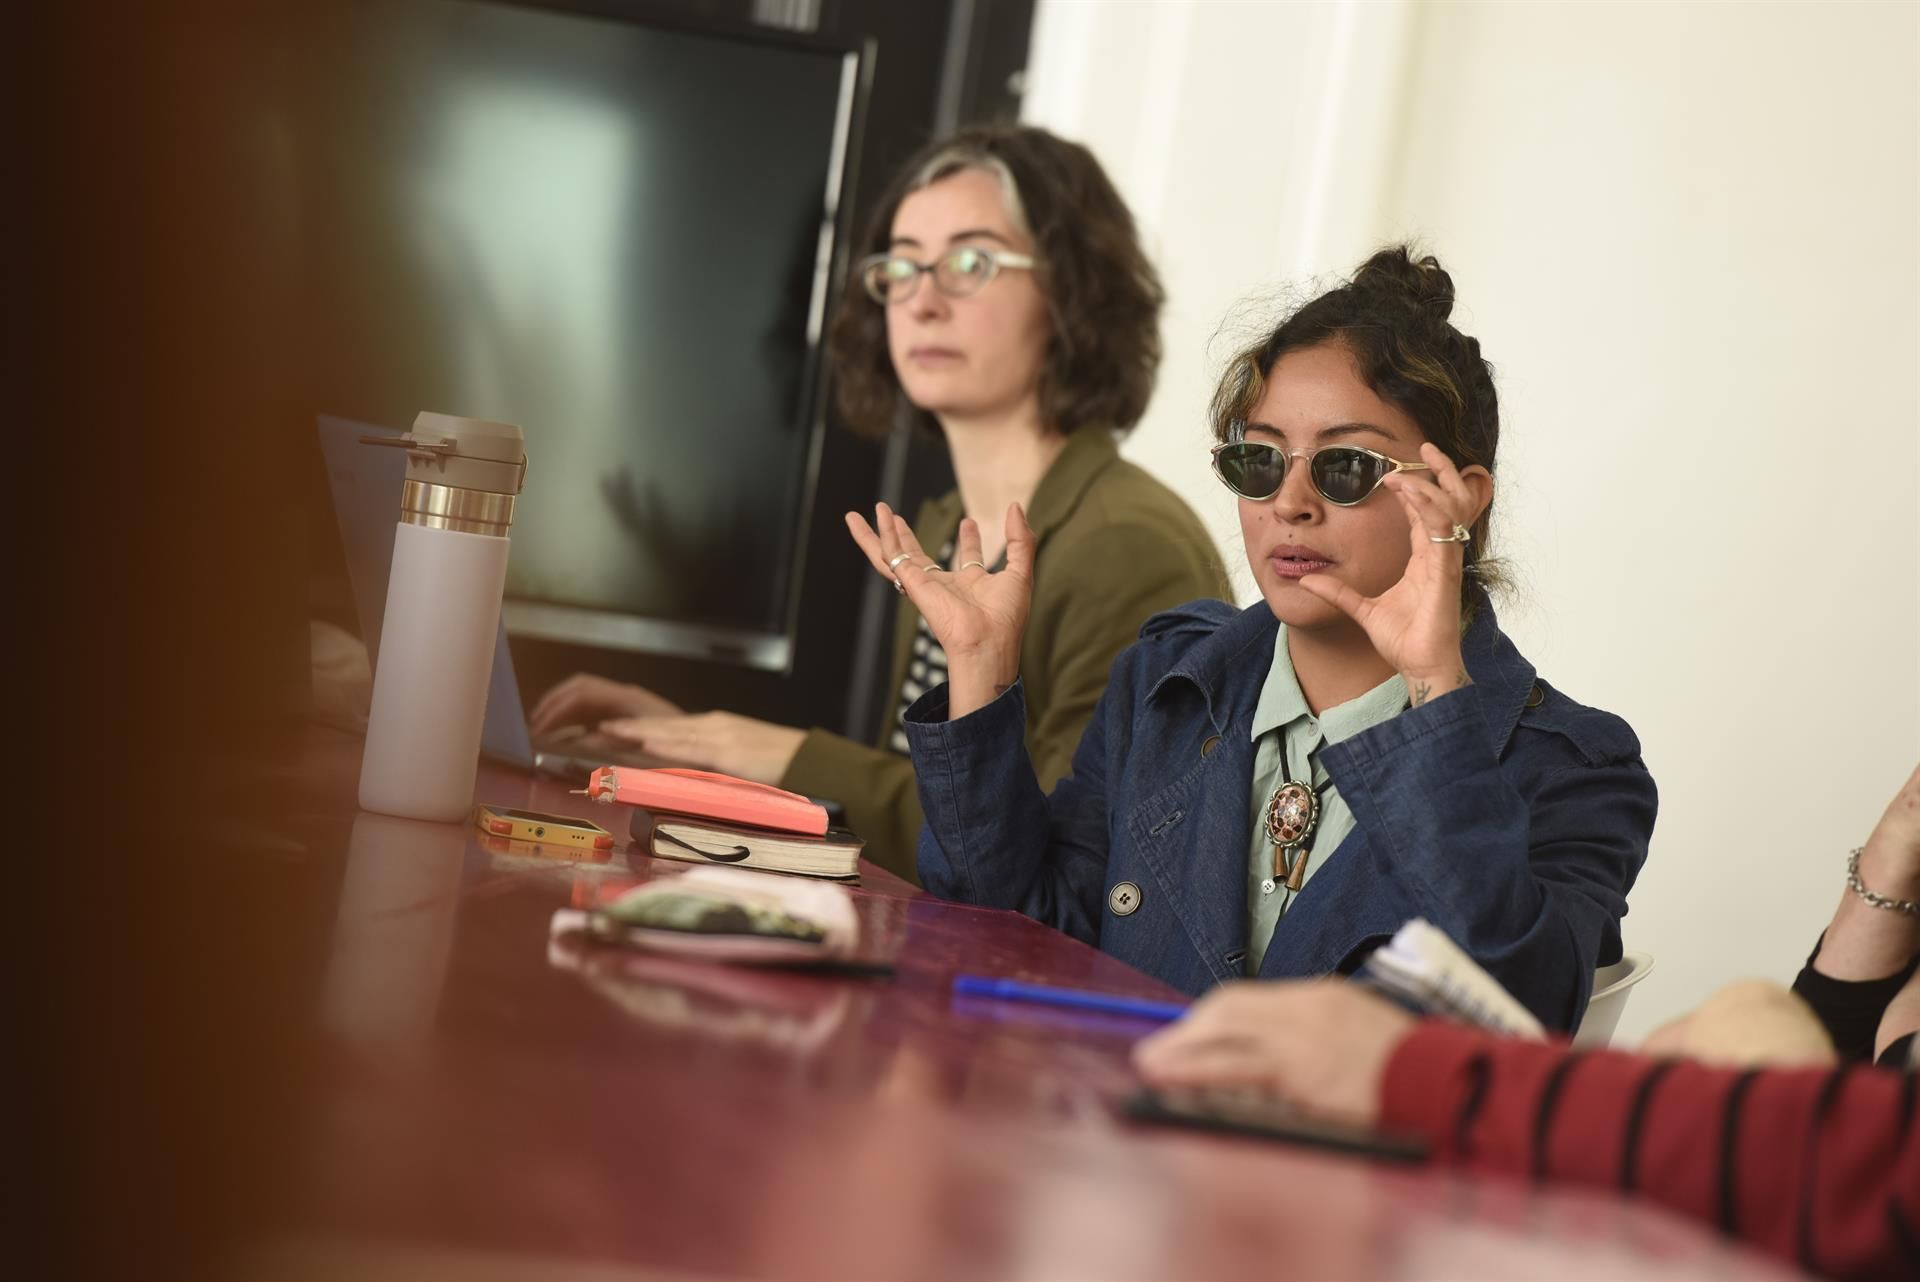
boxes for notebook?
[1356,918,1546,1039]
[642,813,864,880]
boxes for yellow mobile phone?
[473,804,616,854]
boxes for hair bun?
[1352,245,1455,320]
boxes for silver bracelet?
[1846,846,1920,916]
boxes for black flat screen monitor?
[306,0,866,670]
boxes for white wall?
[1024,0,1920,1041]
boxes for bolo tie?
[1262,736,1331,896]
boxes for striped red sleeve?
[1379,1020,1920,1282]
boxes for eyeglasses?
[1210,438,1431,505]
[857,246,1038,304]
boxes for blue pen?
[952,974,1191,1023]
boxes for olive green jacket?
[781,429,1231,882]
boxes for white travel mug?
[357,412,527,822]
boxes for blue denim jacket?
[904,598,1657,1031]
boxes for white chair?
[1572,951,1655,1048]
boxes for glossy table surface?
[244,729,1804,1281]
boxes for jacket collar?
[1457,597,1538,752]
[1150,594,1539,753]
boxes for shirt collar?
[1250,625,1408,744]
[1250,627,1311,740]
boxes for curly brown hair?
[827,124,1163,439]
[1210,245,1505,609]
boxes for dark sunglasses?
[1210,439,1431,506]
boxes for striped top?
[889,539,955,755]
[1381,1016,1917,1282]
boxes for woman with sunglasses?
[531,125,1228,877]
[850,246,1656,1029]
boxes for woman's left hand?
[598,712,806,786]
[1298,442,1486,707]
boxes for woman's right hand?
[844,501,1036,718]
[527,673,684,737]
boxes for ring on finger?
[1428,523,1472,545]
[887,552,913,571]
[959,560,989,572]
[892,577,906,595]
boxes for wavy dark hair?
[1210,245,1504,607]
[827,124,1163,439]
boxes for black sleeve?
[1791,932,1920,1063]
[1876,1032,1915,1071]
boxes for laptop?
[316,414,602,780]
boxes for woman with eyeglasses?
[848,245,1656,1029]
[531,125,1228,877]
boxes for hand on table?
[1132,980,1416,1128]
[529,673,683,735]
[1297,443,1490,707]
[844,500,1036,718]
[599,711,806,787]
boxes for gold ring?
[887,552,913,570]
[923,564,946,573]
[1428,523,1471,545]
[959,560,989,571]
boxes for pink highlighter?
[578,767,831,837]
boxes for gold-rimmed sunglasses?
[857,246,1038,304]
[1211,438,1431,506]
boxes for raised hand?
[844,501,1036,718]
[1297,442,1489,706]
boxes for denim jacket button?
[1525,683,1545,708]
[1108,881,1143,916]
[1200,734,1221,758]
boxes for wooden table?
[241,730,1804,1281]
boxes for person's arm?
[1136,982,1919,1282]
[1380,1020,1920,1282]
[785,518,1224,883]
[1297,443,1651,1029]
[1324,691,1656,1029]
[905,672,1123,944]
[846,500,1124,936]
[1794,764,1920,1061]
[1813,764,1920,979]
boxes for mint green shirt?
[1244,627,1408,974]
